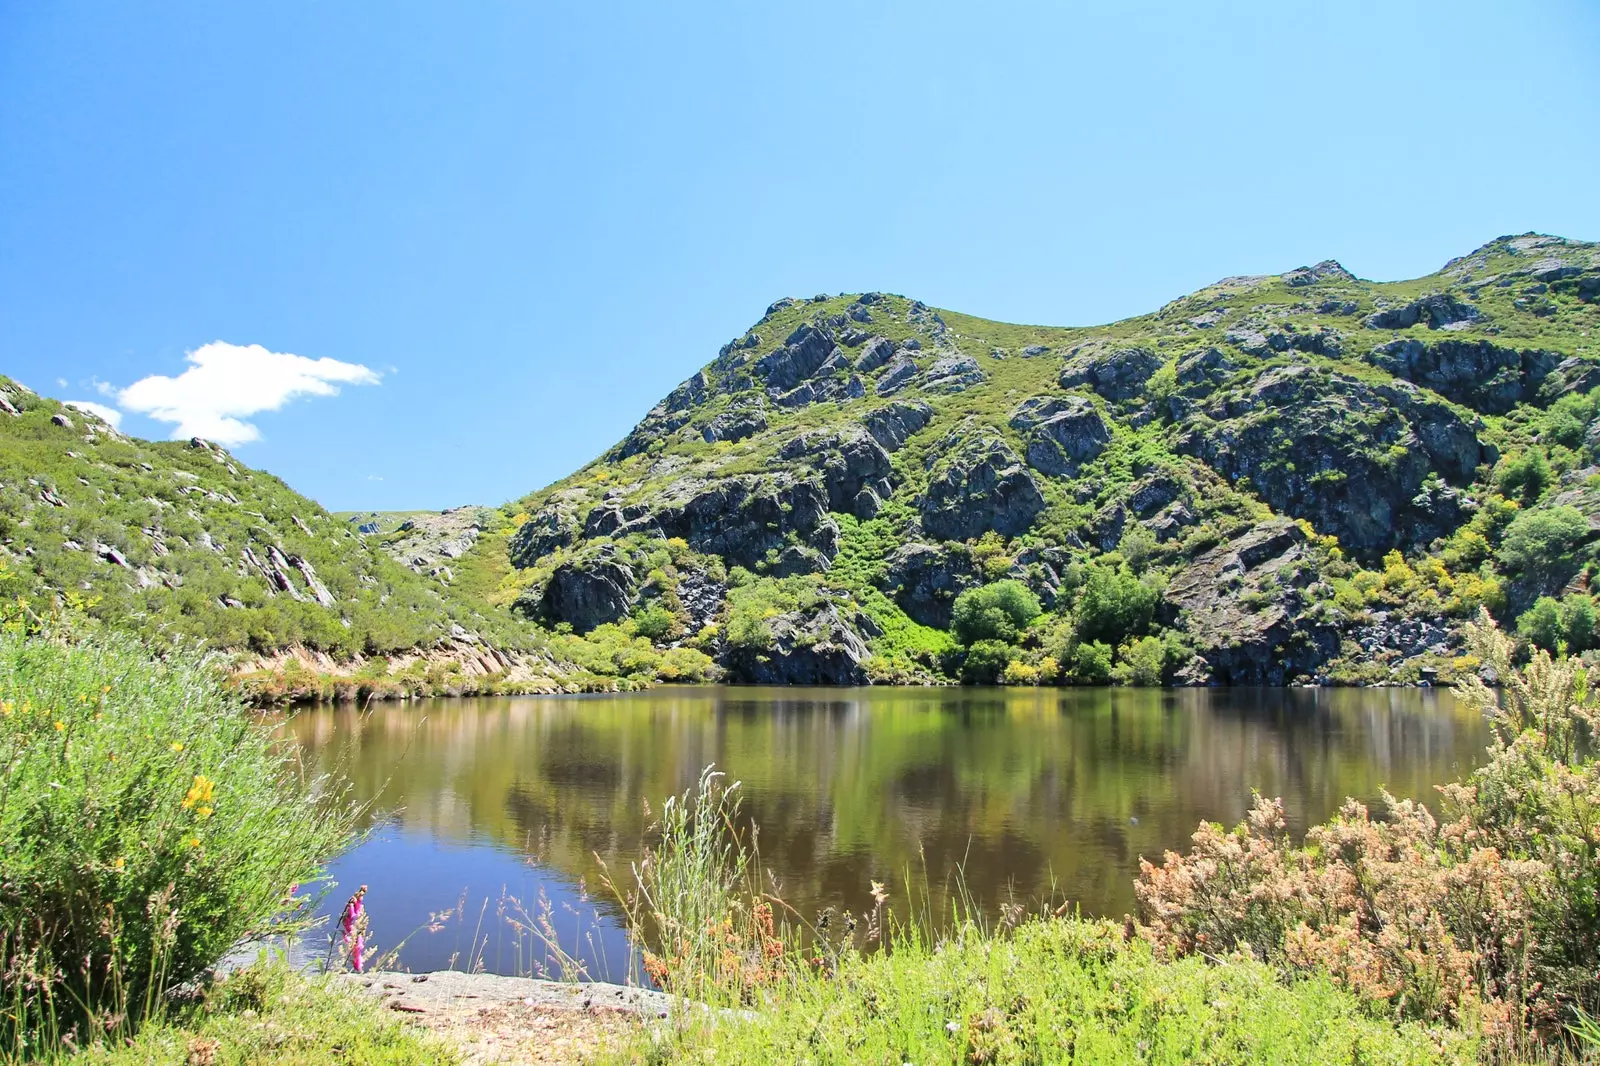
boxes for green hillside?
[496,232,1600,686]
[0,382,530,658]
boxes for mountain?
[495,233,1600,686]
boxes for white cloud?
[117,341,380,446]
[366,474,384,481]
[56,377,68,388]
[63,400,123,428]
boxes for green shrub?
[1498,505,1590,584]
[1516,592,1598,653]
[958,639,1016,684]
[1114,634,1167,685]
[1074,563,1158,645]
[0,632,357,1052]
[631,602,675,642]
[950,581,1042,646]
[1068,640,1113,684]
[1497,449,1552,505]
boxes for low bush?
[0,631,358,1054]
[950,580,1042,646]
[1135,612,1600,1051]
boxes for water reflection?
[286,685,1484,976]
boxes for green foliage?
[1497,448,1552,505]
[1069,639,1114,684]
[959,639,1017,684]
[67,957,454,1064]
[0,632,358,1053]
[631,602,675,641]
[1516,593,1599,653]
[1498,505,1591,583]
[950,580,1042,646]
[1074,562,1159,646]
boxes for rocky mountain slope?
[495,233,1600,686]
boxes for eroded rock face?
[918,431,1044,541]
[1175,365,1491,555]
[593,473,839,572]
[719,597,878,684]
[1366,338,1560,413]
[1059,345,1163,402]
[920,354,986,394]
[862,400,933,451]
[780,425,895,517]
[878,542,981,627]
[508,501,581,567]
[1364,293,1482,331]
[1009,395,1110,477]
[525,545,640,632]
[1163,519,1340,684]
[757,323,840,391]
[701,400,769,443]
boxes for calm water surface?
[285,685,1485,979]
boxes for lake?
[285,685,1485,981]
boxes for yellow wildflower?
[188,837,201,848]
[113,857,125,871]
[54,720,65,732]
[182,774,215,811]
[170,742,184,753]
[196,806,213,819]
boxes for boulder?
[1009,395,1110,477]
[856,336,897,372]
[875,354,921,396]
[919,354,986,393]
[1282,260,1355,287]
[1059,345,1163,402]
[527,546,640,632]
[1537,357,1600,403]
[878,542,981,627]
[1364,293,1482,331]
[861,400,933,451]
[1164,519,1341,684]
[918,431,1045,541]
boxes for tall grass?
[0,630,359,1057]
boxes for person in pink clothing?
[340,885,369,972]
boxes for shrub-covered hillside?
[498,233,1600,686]
[0,378,530,658]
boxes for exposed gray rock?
[701,400,769,442]
[1282,260,1354,287]
[780,425,895,517]
[919,354,986,393]
[526,544,640,632]
[1366,338,1560,414]
[1059,345,1163,402]
[1537,357,1600,403]
[508,502,581,567]
[1021,344,1051,357]
[855,336,897,372]
[1009,395,1110,477]
[1175,364,1492,554]
[1164,519,1341,684]
[51,413,73,429]
[874,354,920,396]
[764,297,798,317]
[1364,293,1482,331]
[720,596,877,684]
[918,431,1044,541]
[861,400,933,451]
[1224,325,1343,358]
[757,323,840,391]
[878,542,981,627]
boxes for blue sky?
[2,1,1597,511]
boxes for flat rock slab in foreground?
[343,971,672,1064]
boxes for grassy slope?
[0,381,536,659]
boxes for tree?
[960,639,1016,684]
[951,580,1042,646]
[1516,592,1599,653]
[1496,450,1552,505]
[1075,563,1159,645]
[1497,506,1590,585]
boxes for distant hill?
[496,233,1600,685]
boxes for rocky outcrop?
[720,598,878,684]
[919,354,986,393]
[874,354,921,396]
[756,323,840,391]
[878,542,981,627]
[861,400,933,451]
[1164,519,1340,684]
[918,431,1044,541]
[1059,345,1163,402]
[780,425,895,518]
[1174,365,1491,554]
[1366,338,1560,413]
[1009,395,1110,477]
[1282,260,1355,287]
[389,508,485,580]
[701,399,769,442]
[508,498,583,567]
[580,473,838,573]
[1089,470,1201,550]
[523,544,640,632]
[1364,293,1482,331]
